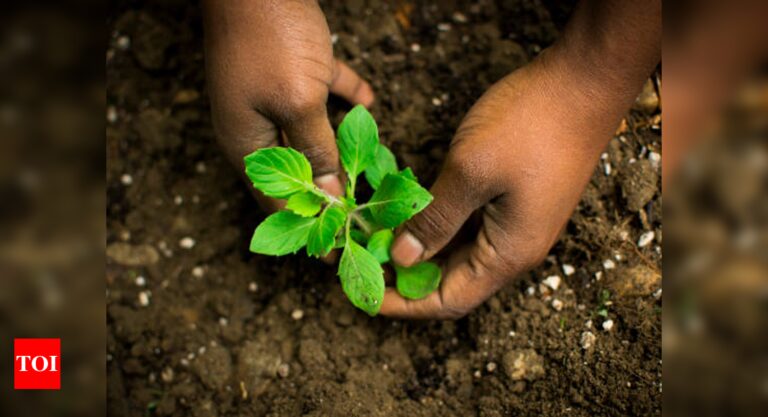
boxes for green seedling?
[596,289,612,318]
[244,105,441,315]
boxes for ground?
[107,1,662,416]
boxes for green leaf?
[250,211,316,255]
[338,239,385,315]
[395,262,442,300]
[244,147,313,198]
[399,167,418,182]
[367,172,433,228]
[286,192,324,217]
[366,229,393,263]
[364,144,398,189]
[337,105,379,179]
[306,205,347,257]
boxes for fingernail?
[391,231,423,267]
[315,174,343,197]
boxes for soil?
[107,1,662,416]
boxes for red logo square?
[14,338,61,390]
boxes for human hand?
[380,0,661,318]
[202,0,374,211]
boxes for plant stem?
[349,212,373,236]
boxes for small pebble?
[437,22,452,32]
[508,331,516,337]
[116,35,131,50]
[604,163,612,176]
[595,271,603,281]
[192,266,204,278]
[637,231,655,248]
[277,363,290,378]
[195,161,207,173]
[410,43,421,52]
[120,174,133,186]
[653,288,662,299]
[218,317,228,326]
[525,286,535,296]
[135,276,146,287]
[138,291,150,307]
[107,106,118,123]
[542,275,561,291]
[179,237,196,249]
[585,320,593,329]
[580,331,596,350]
[248,282,258,292]
[600,152,609,160]
[452,12,468,23]
[648,151,661,168]
[198,346,206,355]
[551,299,564,311]
[473,370,482,378]
[603,259,616,270]
[562,264,575,276]
[330,33,338,44]
[174,195,183,205]
[161,367,174,383]
[431,97,442,106]
[486,362,497,373]
[291,309,304,320]
[602,319,614,331]
[180,358,189,367]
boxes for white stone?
[116,35,131,50]
[138,291,150,307]
[192,266,204,278]
[551,298,564,311]
[291,309,304,320]
[107,106,118,123]
[542,275,561,290]
[595,271,603,281]
[603,259,616,270]
[174,195,183,205]
[452,12,468,23]
[602,319,614,331]
[437,23,452,32]
[562,264,575,276]
[120,174,133,186]
[218,317,228,326]
[486,362,497,372]
[585,320,593,329]
[135,276,146,287]
[638,231,655,248]
[432,97,442,106]
[410,43,421,52]
[604,163,612,176]
[248,282,258,292]
[648,151,661,168]
[580,331,596,350]
[179,237,196,249]
[525,286,535,296]
[653,288,662,299]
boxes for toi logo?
[14,338,61,390]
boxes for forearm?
[542,0,661,145]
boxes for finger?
[330,60,375,107]
[390,156,489,267]
[381,229,509,319]
[281,107,344,195]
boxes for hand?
[380,24,659,318]
[203,0,374,210]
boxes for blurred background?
[664,0,768,416]
[0,1,104,416]
[0,0,766,416]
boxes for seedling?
[244,105,441,315]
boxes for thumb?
[281,107,344,196]
[391,158,488,267]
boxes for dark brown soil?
[107,1,662,416]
